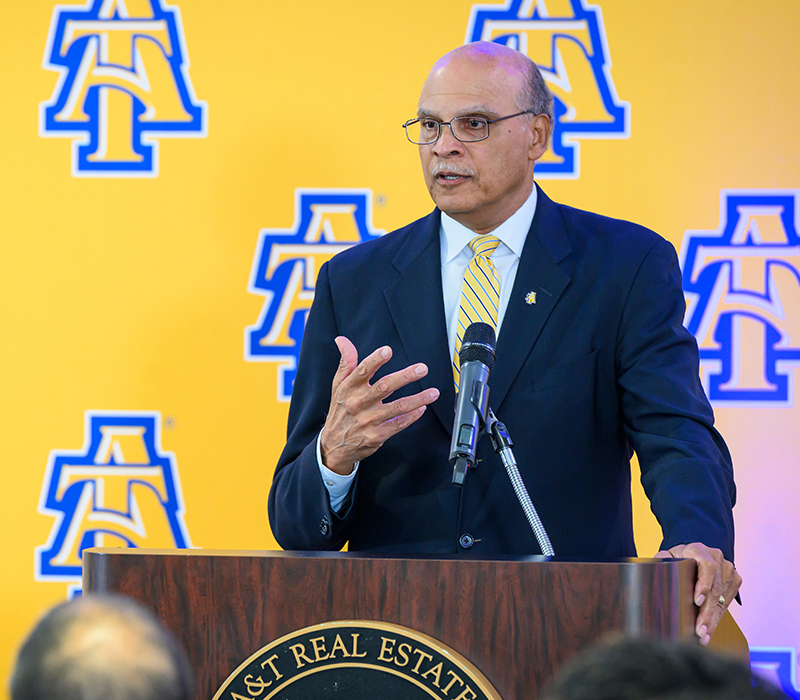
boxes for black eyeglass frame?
[402,111,536,144]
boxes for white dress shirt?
[319,186,539,512]
[440,186,537,354]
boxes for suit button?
[459,534,475,549]
[319,516,330,535]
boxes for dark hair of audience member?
[10,593,195,700]
[541,636,788,700]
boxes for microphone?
[450,322,496,486]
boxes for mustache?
[429,162,475,178]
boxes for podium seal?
[213,620,503,700]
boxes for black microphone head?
[460,322,496,370]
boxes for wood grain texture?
[83,549,697,700]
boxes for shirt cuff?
[316,432,358,514]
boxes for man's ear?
[529,114,550,161]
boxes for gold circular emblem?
[212,620,503,700]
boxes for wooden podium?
[84,548,700,700]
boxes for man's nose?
[431,123,463,156]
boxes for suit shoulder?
[555,200,673,259]
[557,200,665,242]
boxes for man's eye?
[464,118,485,130]
[420,120,439,130]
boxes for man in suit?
[268,41,741,644]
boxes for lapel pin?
[525,291,537,305]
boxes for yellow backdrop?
[2,1,799,697]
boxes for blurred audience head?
[541,636,787,700]
[10,593,194,700]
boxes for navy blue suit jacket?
[268,186,736,560]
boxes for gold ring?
[718,595,726,607]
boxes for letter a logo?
[39,0,207,177]
[36,411,191,594]
[245,189,384,402]
[466,0,629,178]
[681,190,800,406]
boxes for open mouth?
[431,163,474,186]
[435,172,469,185]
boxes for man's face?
[417,50,547,234]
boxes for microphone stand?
[485,408,555,557]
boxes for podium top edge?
[81,548,694,566]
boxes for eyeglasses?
[402,111,535,145]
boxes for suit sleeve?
[268,261,356,550]
[616,237,736,562]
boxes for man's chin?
[430,190,475,217]
[435,203,482,230]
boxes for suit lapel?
[382,186,573,431]
[384,210,456,433]
[490,185,573,411]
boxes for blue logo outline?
[35,410,192,582]
[39,0,207,177]
[680,190,800,407]
[751,647,800,699]
[466,0,629,178]
[245,189,384,402]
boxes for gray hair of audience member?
[10,593,195,700]
[541,636,788,700]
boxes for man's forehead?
[416,98,500,119]
[418,76,517,117]
[419,52,523,108]
[426,55,522,85]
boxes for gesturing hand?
[655,542,742,645]
[320,336,440,475]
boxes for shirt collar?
[440,185,538,265]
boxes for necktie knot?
[469,235,501,257]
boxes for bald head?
[423,41,554,139]
[11,594,194,700]
[429,41,530,76]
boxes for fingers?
[372,362,430,403]
[335,344,433,414]
[349,344,395,388]
[360,360,440,432]
[331,336,359,394]
[724,565,743,602]
[322,338,440,474]
[695,557,723,646]
[665,543,741,646]
[374,386,440,438]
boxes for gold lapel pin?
[525,291,537,305]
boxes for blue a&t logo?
[681,191,800,406]
[39,0,207,177]
[245,189,384,402]
[751,648,800,699]
[36,411,191,587]
[466,0,629,178]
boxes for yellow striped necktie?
[453,235,501,388]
